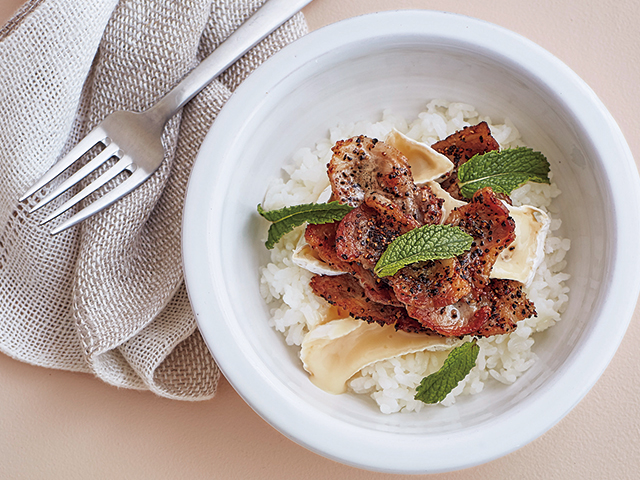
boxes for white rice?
[259,99,571,414]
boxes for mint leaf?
[457,147,550,198]
[257,202,353,249]
[415,339,479,404]
[373,224,473,277]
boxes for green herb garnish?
[257,201,353,249]
[457,147,550,198]
[415,339,479,404]
[373,224,473,277]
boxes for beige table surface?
[1,1,639,479]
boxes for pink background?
[2,1,639,478]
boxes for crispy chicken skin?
[399,278,535,337]
[309,274,432,334]
[431,121,500,168]
[432,121,500,200]
[475,279,536,336]
[446,187,516,289]
[334,188,443,272]
[390,258,472,312]
[417,184,445,224]
[304,221,350,271]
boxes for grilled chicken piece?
[386,188,518,336]
[334,185,443,272]
[353,266,401,307]
[432,122,500,199]
[304,132,535,338]
[309,274,432,334]
[475,279,536,336]
[335,204,408,271]
[445,187,516,289]
[305,222,401,306]
[394,315,436,334]
[417,184,445,225]
[405,279,535,337]
[431,121,500,168]
[304,221,350,272]
[390,258,472,312]
[387,188,514,308]
[310,274,408,326]
[328,135,423,226]
[404,297,486,337]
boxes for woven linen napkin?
[0,0,307,400]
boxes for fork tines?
[20,126,143,234]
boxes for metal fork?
[20,0,312,235]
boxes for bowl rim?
[182,10,640,474]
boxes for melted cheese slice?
[491,204,550,286]
[300,317,460,394]
[385,129,454,183]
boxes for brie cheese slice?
[300,317,459,394]
[385,129,454,183]
[490,204,550,286]
[292,235,345,276]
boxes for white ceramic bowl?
[182,11,640,474]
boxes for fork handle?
[146,0,312,125]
